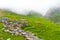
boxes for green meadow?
[0,9,60,40]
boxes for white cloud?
[0,0,60,15]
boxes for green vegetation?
[0,9,60,40]
[45,7,60,23]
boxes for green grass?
[24,16,60,40]
[0,9,60,40]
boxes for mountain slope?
[0,9,60,40]
[45,7,60,23]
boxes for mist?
[0,0,60,15]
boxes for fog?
[0,0,60,15]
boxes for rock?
[1,28,5,30]
[7,38,11,40]
[4,30,10,32]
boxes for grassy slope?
[0,10,26,40]
[0,10,60,40]
[24,16,60,40]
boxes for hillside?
[45,7,60,23]
[0,9,60,40]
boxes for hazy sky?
[0,0,60,15]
